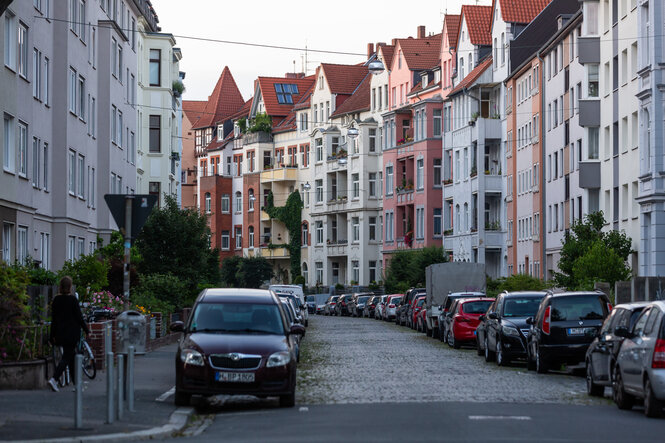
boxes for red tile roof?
[378,44,395,72]
[228,98,252,121]
[293,78,315,111]
[256,76,315,117]
[494,0,552,24]
[396,34,442,70]
[193,67,245,130]
[461,5,492,46]
[449,56,493,96]
[183,100,206,123]
[443,14,461,50]
[330,72,371,118]
[320,64,369,95]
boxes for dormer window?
[434,70,441,84]
[462,31,465,42]
[218,124,224,140]
[421,73,428,87]
[274,83,298,104]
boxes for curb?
[4,407,195,443]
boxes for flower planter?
[0,358,51,390]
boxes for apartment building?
[1,0,156,270]
[636,0,665,276]
[181,100,205,209]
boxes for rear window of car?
[191,302,285,335]
[416,298,426,307]
[502,297,543,318]
[550,295,605,321]
[461,300,493,314]
[358,296,370,303]
[390,297,402,304]
[306,296,315,302]
[331,296,339,302]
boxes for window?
[39,232,49,270]
[416,158,424,190]
[249,226,255,248]
[204,192,211,213]
[369,128,376,152]
[352,261,359,284]
[588,127,599,159]
[4,12,16,70]
[18,22,28,78]
[315,262,323,284]
[149,115,160,152]
[3,115,15,172]
[235,191,242,213]
[433,109,442,136]
[274,83,298,104]
[17,122,27,177]
[149,49,160,86]
[117,110,122,147]
[220,194,230,213]
[221,231,230,250]
[248,189,255,211]
[315,221,323,244]
[433,208,442,236]
[369,173,377,197]
[588,65,599,97]
[77,154,84,197]
[386,165,393,195]
[17,226,27,264]
[315,138,323,162]
[369,216,376,241]
[2,224,13,263]
[235,227,242,249]
[302,223,308,246]
[385,211,394,241]
[315,179,323,203]
[352,217,360,242]
[42,142,49,191]
[416,207,424,239]
[369,261,377,284]
[33,48,42,100]
[352,173,360,198]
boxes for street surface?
[165,315,664,442]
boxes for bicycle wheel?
[52,346,69,387]
[81,341,97,380]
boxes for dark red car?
[447,298,494,348]
[170,288,305,407]
[410,296,427,330]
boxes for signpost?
[104,194,157,302]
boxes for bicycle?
[51,330,96,387]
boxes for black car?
[475,299,498,356]
[396,288,426,326]
[335,294,354,316]
[585,302,649,396]
[305,295,316,314]
[363,295,381,318]
[526,290,612,373]
[482,291,546,366]
[348,293,373,317]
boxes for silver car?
[613,300,665,417]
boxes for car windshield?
[391,297,402,304]
[416,299,425,307]
[306,296,315,302]
[551,295,605,321]
[502,297,543,318]
[358,296,370,303]
[190,302,285,335]
[462,300,493,314]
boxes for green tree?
[384,246,447,293]
[58,254,109,300]
[220,255,243,287]
[486,274,550,298]
[554,211,632,289]
[132,273,187,312]
[135,196,220,298]
[0,262,30,326]
[236,256,273,288]
[98,232,141,297]
[247,112,272,133]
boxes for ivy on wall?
[264,190,304,281]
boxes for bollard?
[74,354,83,429]
[127,346,135,412]
[106,352,114,424]
[117,354,124,420]
[104,323,112,356]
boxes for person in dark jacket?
[48,276,90,392]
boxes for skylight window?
[275,83,299,104]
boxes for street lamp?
[368,60,385,75]
[347,127,359,139]
[303,182,311,190]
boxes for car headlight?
[502,326,520,337]
[180,349,204,366]
[267,351,291,368]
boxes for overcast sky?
[151,0,482,101]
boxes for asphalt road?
[169,315,663,442]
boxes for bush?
[133,273,188,312]
[384,246,446,293]
[11,258,57,286]
[0,262,30,326]
[58,254,109,300]
[335,283,344,291]
[486,274,550,298]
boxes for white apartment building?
[1,0,155,271]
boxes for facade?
[181,100,205,209]
[1,0,161,270]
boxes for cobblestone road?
[296,314,611,406]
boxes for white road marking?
[469,415,532,421]
[156,386,175,402]
[299,406,309,412]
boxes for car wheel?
[526,346,536,371]
[452,335,461,349]
[279,391,296,407]
[644,377,663,418]
[426,326,432,337]
[174,389,191,406]
[432,325,440,339]
[612,367,634,410]
[484,337,495,362]
[536,346,548,374]
[585,360,604,397]
[496,340,506,366]
[476,337,483,356]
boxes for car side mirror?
[614,326,631,339]
[488,312,499,320]
[170,321,184,332]
[290,324,306,337]
[525,317,534,325]
[479,315,485,322]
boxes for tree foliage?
[385,246,447,293]
[135,196,220,298]
[247,112,272,133]
[237,256,273,288]
[58,253,109,299]
[265,190,303,280]
[554,211,632,290]
[0,262,30,326]
[132,273,188,312]
[486,274,549,298]
[220,255,243,288]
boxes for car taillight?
[341,302,346,306]
[607,302,613,313]
[653,339,665,369]
[542,306,551,335]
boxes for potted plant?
[172,79,185,97]
[470,166,477,177]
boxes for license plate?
[473,330,477,335]
[567,328,584,335]
[215,372,255,383]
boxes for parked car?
[363,295,381,318]
[170,288,305,408]
[316,303,326,315]
[475,299,497,356]
[375,295,389,320]
[335,294,355,316]
[482,292,546,365]
[396,288,426,326]
[275,291,306,326]
[612,300,665,417]
[410,296,427,330]
[585,302,649,397]
[404,289,427,328]
[323,295,340,315]
[270,284,307,326]
[305,295,317,315]
[415,299,428,332]
[438,292,486,341]
[384,294,403,321]
[349,293,373,317]
[444,298,495,349]
[526,290,611,373]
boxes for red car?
[410,296,426,329]
[415,301,428,333]
[447,298,494,349]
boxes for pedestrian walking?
[48,276,90,392]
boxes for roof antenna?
[293,60,296,74]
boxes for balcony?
[473,118,502,141]
[484,174,503,194]
[260,166,298,183]
[242,131,273,145]
[259,246,290,258]
[484,230,505,249]
[327,240,348,256]
[578,99,600,127]
[395,188,415,205]
[327,196,348,211]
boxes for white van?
[269,285,308,326]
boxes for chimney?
[285,72,305,79]
[417,25,426,39]
[367,43,374,58]
[392,38,398,46]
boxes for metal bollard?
[117,354,124,420]
[127,346,135,412]
[104,323,112,356]
[74,354,83,429]
[106,352,114,424]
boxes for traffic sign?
[104,194,158,237]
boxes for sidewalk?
[0,343,193,442]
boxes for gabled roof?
[330,72,371,118]
[396,34,442,70]
[293,80,315,111]
[228,98,252,121]
[255,76,315,117]
[443,14,461,50]
[183,100,206,123]
[460,5,492,47]
[192,66,245,130]
[378,44,395,71]
[320,64,368,95]
[449,56,493,96]
[493,0,553,25]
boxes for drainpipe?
[537,51,547,280]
